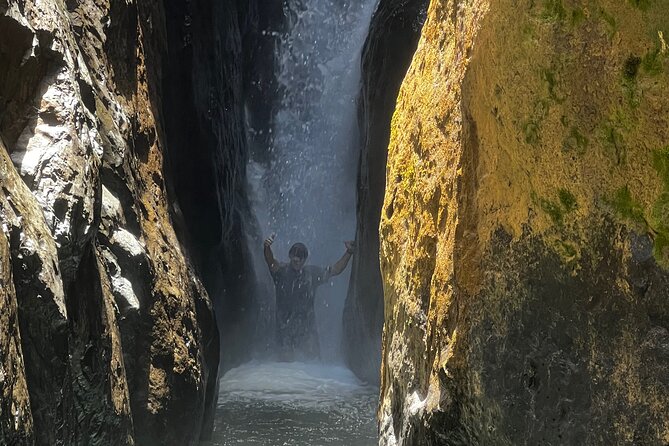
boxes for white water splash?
[248,0,379,361]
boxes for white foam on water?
[213,362,379,446]
[220,361,377,410]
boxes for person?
[263,234,355,360]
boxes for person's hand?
[264,233,276,248]
[344,240,356,254]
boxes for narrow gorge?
[1,0,668,445]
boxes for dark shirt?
[271,264,330,358]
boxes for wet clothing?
[271,264,331,359]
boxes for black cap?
[289,242,309,259]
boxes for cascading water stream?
[212,0,380,444]
[249,0,379,361]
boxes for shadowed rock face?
[0,0,223,444]
[344,0,428,385]
[161,0,261,374]
[0,134,70,444]
[0,204,33,446]
[379,0,669,444]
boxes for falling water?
[249,0,378,361]
[216,0,380,444]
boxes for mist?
[245,0,379,362]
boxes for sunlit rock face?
[344,0,428,385]
[0,0,218,444]
[379,0,669,444]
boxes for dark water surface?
[209,361,378,446]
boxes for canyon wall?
[345,0,427,384]
[379,0,669,444]
[0,0,231,443]
[162,0,261,372]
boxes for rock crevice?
[345,0,428,385]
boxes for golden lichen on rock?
[464,0,669,263]
[379,0,669,443]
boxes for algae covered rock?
[379,0,669,444]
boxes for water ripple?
[210,361,378,446]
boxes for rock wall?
[379,0,669,444]
[0,0,220,444]
[344,0,427,385]
[0,171,33,445]
[162,0,260,372]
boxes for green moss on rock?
[536,189,578,227]
[541,68,564,102]
[629,0,652,11]
[541,0,566,22]
[563,126,589,154]
[559,188,578,212]
[652,145,669,187]
[570,8,585,27]
[540,198,564,225]
[652,231,669,264]
[623,55,642,80]
[650,147,669,264]
[642,48,664,76]
[600,122,626,165]
[610,186,645,224]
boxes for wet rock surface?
[0,0,221,444]
[0,213,33,445]
[0,134,69,445]
[379,0,669,444]
[162,0,260,373]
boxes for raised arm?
[264,234,280,273]
[329,240,355,277]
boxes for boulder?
[379,0,669,443]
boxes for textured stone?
[0,223,33,445]
[379,0,669,444]
[0,0,220,443]
[0,134,68,445]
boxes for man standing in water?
[263,234,355,360]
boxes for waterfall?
[247,0,379,362]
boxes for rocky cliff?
[0,0,228,444]
[162,0,261,373]
[379,0,669,444]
